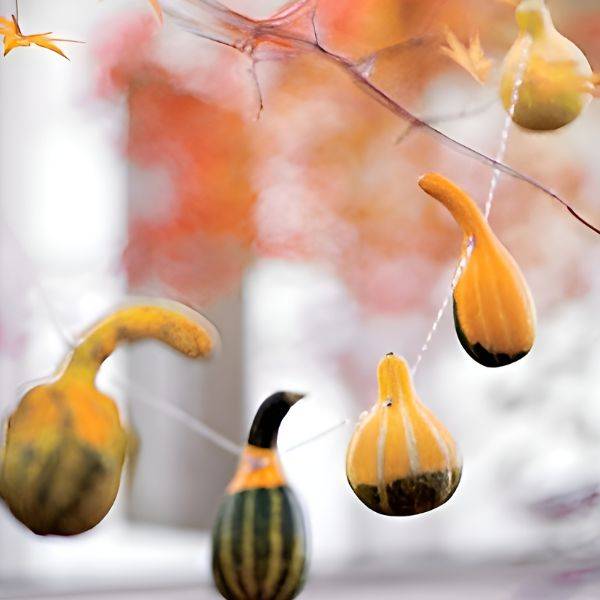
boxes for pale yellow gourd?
[501,0,594,131]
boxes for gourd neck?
[377,353,416,407]
[418,173,491,245]
[62,303,215,386]
[516,0,554,39]
[247,391,305,449]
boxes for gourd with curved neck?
[0,300,217,536]
[419,173,536,367]
[212,392,308,600]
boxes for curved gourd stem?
[418,173,491,246]
[247,391,305,449]
[228,391,304,494]
[62,300,218,386]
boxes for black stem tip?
[247,391,305,449]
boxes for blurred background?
[0,0,599,598]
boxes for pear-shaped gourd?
[346,354,461,516]
[0,300,216,536]
[419,173,536,367]
[212,392,308,600]
[501,0,594,131]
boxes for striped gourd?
[500,0,593,131]
[212,392,308,600]
[347,353,461,516]
[419,173,536,368]
[0,301,216,536]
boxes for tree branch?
[162,0,600,236]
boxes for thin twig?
[395,96,498,145]
[283,418,349,453]
[163,0,600,236]
[248,56,264,120]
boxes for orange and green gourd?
[347,353,461,516]
[0,300,216,536]
[212,391,308,600]
[500,0,594,131]
[419,173,536,368]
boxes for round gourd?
[419,173,536,368]
[500,0,594,131]
[0,301,216,536]
[347,354,461,516]
[212,391,308,600]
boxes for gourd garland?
[0,2,597,599]
[212,392,308,600]
[0,301,217,536]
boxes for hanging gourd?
[346,353,461,516]
[0,300,217,536]
[500,0,594,131]
[212,391,308,600]
[418,173,536,367]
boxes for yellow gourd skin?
[501,0,593,131]
[346,354,461,516]
[0,302,216,536]
[419,173,536,368]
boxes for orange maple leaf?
[0,14,83,59]
[148,0,163,23]
[441,28,493,85]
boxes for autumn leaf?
[527,57,600,97]
[569,71,600,97]
[441,28,493,85]
[148,0,163,23]
[0,14,83,59]
[590,73,600,97]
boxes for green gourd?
[212,392,308,600]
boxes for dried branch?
[248,57,264,120]
[162,0,599,236]
[395,96,498,145]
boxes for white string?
[110,374,244,456]
[412,38,532,376]
[411,239,474,375]
[283,419,349,453]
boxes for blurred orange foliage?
[96,2,598,313]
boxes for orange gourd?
[419,173,536,367]
[0,300,217,536]
[346,353,461,516]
